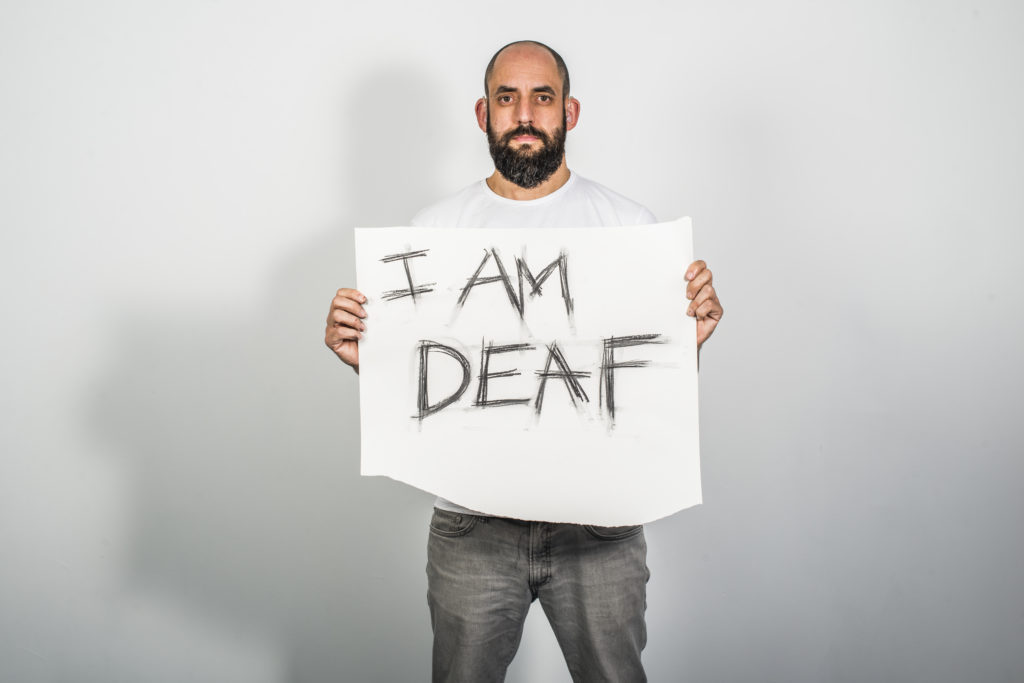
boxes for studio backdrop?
[1,2,1022,682]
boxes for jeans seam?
[582,524,644,541]
[429,510,478,538]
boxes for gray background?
[2,1,1022,681]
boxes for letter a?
[456,249,522,315]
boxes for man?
[326,41,722,682]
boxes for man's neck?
[485,160,571,201]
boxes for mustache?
[499,125,552,146]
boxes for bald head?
[484,40,570,98]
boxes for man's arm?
[325,288,367,373]
[684,260,722,350]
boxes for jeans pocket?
[429,508,479,538]
[583,524,644,541]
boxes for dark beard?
[487,119,566,190]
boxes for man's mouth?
[503,126,547,147]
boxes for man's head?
[476,41,580,190]
[483,40,570,99]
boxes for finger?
[329,308,367,331]
[326,324,361,345]
[694,297,723,321]
[686,268,712,300]
[685,260,707,281]
[331,294,368,319]
[686,284,716,315]
[336,288,367,303]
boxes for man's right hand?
[325,288,367,373]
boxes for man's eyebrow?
[492,85,557,96]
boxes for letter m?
[515,250,573,319]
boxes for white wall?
[2,1,1022,681]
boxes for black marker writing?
[457,249,520,313]
[599,334,665,421]
[474,341,535,408]
[381,249,435,302]
[414,334,667,423]
[533,341,590,414]
[457,248,574,321]
[516,251,573,319]
[415,340,471,420]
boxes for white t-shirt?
[410,171,657,517]
[411,172,656,229]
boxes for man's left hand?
[685,260,723,349]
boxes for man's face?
[478,44,577,189]
[485,103,565,190]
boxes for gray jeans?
[426,508,649,682]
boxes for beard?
[487,115,566,190]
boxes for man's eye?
[537,95,551,103]
[498,95,513,104]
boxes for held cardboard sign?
[354,218,700,525]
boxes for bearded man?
[326,40,723,682]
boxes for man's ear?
[475,98,488,133]
[564,97,581,131]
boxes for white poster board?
[354,218,701,525]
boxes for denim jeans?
[426,508,650,682]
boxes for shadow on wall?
[89,66,455,681]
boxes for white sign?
[354,218,701,525]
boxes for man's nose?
[515,99,533,123]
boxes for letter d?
[416,341,471,419]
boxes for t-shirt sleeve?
[636,206,658,225]
[409,208,428,227]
